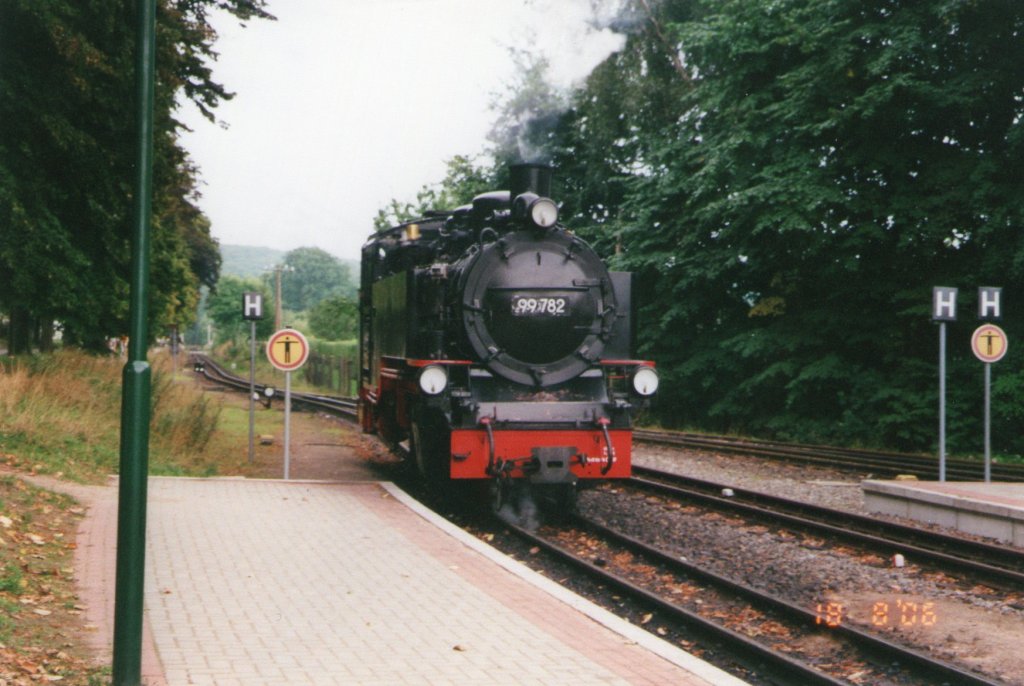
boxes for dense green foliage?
[384,0,1024,456]
[307,295,357,341]
[617,0,1024,454]
[205,275,273,344]
[201,247,356,345]
[0,0,272,352]
[268,247,356,311]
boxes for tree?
[206,275,273,344]
[618,0,1024,450]
[308,296,358,341]
[550,0,696,242]
[269,247,355,312]
[0,0,272,353]
[373,155,496,231]
[1,1,131,351]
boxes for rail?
[504,517,999,686]
[189,353,357,420]
[634,429,1024,482]
[188,355,1024,482]
[631,465,1024,589]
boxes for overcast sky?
[178,0,627,261]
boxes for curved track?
[189,352,357,419]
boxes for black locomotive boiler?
[358,164,657,509]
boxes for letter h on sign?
[978,287,1002,320]
[242,292,264,321]
[932,287,957,322]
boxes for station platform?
[79,476,747,686]
[862,479,1024,547]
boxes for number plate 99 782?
[511,296,569,317]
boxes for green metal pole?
[112,1,156,684]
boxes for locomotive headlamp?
[631,366,659,396]
[512,192,559,229]
[528,197,559,228]
[418,365,448,395]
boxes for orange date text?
[814,599,938,629]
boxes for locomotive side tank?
[358,164,657,508]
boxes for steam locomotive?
[358,164,657,511]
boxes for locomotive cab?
[358,164,656,510]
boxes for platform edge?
[380,481,749,686]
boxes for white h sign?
[932,287,957,321]
[978,287,1002,320]
[242,292,264,320]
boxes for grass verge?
[0,349,256,482]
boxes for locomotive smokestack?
[510,163,552,198]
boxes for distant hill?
[219,244,360,281]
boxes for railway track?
[504,516,1001,686]
[189,352,357,420]
[629,465,1024,590]
[634,429,1024,482]
[188,355,1023,482]
[189,353,1015,683]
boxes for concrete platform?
[79,476,748,685]
[862,480,1024,547]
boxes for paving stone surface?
[136,477,743,685]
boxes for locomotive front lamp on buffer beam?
[418,365,448,395]
[631,366,660,397]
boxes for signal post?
[242,293,264,463]
[933,286,1008,483]
[973,287,1006,483]
[266,328,309,479]
[932,287,957,482]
